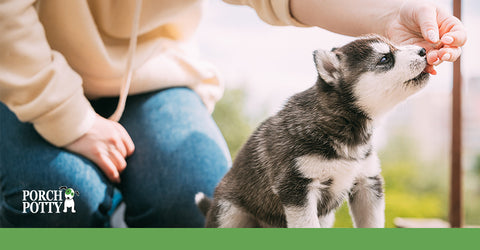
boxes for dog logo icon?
[59,186,79,213]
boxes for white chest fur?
[295,153,381,196]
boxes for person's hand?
[385,1,467,74]
[65,114,135,183]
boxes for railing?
[450,0,463,228]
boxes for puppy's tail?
[195,192,212,216]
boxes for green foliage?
[379,131,448,194]
[212,88,254,159]
[334,191,445,228]
[473,154,480,176]
[384,191,444,227]
[333,203,354,228]
[465,159,480,225]
[333,130,449,228]
[464,188,480,225]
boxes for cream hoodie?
[0,0,306,147]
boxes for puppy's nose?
[418,48,426,57]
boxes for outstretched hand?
[385,1,466,74]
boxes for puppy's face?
[314,35,429,117]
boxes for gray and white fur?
[197,35,429,228]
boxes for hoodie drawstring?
[109,0,143,122]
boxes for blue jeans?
[0,88,231,227]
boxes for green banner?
[0,228,478,249]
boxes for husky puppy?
[197,35,429,228]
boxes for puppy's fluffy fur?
[197,35,429,228]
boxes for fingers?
[425,46,462,74]
[112,134,127,157]
[105,123,133,181]
[424,65,437,75]
[426,50,439,65]
[97,152,121,183]
[114,123,135,156]
[441,30,467,48]
[93,144,126,184]
[100,122,133,182]
[415,4,440,43]
[415,4,466,66]
[438,47,462,62]
[437,9,467,47]
[108,146,127,173]
[424,47,461,76]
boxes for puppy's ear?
[313,49,341,85]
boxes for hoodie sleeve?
[223,0,310,27]
[0,0,96,147]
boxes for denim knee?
[122,130,230,227]
[117,88,231,227]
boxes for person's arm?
[290,0,467,71]
[225,0,466,74]
[223,0,308,26]
[0,0,133,183]
[290,0,402,37]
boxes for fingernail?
[433,59,442,66]
[442,35,454,44]
[427,30,439,43]
[441,53,451,61]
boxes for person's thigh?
[0,103,115,227]
[118,88,231,227]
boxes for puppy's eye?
[378,53,393,65]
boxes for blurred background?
[196,0,479,227]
